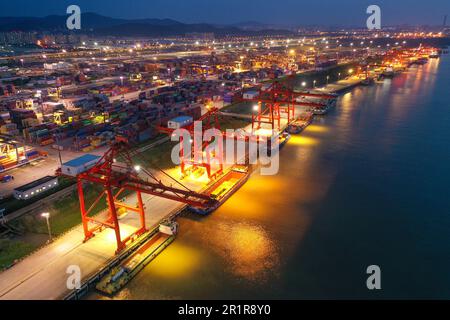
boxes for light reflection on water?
[207,221,279,282]
[91,56,450,299]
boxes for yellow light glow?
[104,224,138,245]
[305,124,329,133]
[288,135,319,147]
[253,128,275,137]
[144,243,201,278]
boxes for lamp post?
[120,76,124,86]
[338,73,341,81]
[41,212,52,242]
[326,75,330,85]
[313,80,316,88]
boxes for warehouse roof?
[63,154,101,168]
[14,175,57,193]
[170,116,192,123]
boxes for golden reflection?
[211,222,279,281]
[340,92,353,106]
[305,124,329,133]
[144,243,201,278]
[288,135,319,147]
[219,177,289,219]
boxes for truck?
[0,175,14,183]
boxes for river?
[92,55,450,299]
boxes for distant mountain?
[232,21,290,31]
[0,13,293,37]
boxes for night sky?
[1,0,449,27]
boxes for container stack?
[10,109,38,130]
[0,123,19,136]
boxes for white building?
[44,61,73,71]
[13,176,59,200]
[61,154,101,177]
[168,116,193,129]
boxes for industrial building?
[167,115,193,129]
[61,154,101,176]
[13,175,59,200]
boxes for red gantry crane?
[63,139,216,253]
[242,79,337,131]
[157,107,249,181]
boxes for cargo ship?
[287,112,314,134]
[278,131,291,147]
[429,51,440,58]
[189,165,250,215]
[361,77,375,86]
[311,95,337,115]
[265,131,290,157]
[95,221,178,296]
[382,67,395,78]
[413,57,428,65]
[311,104,330,115]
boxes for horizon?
[0,0,449,27]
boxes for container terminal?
[0,29,447,299]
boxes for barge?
[382,67,395,78]
[287,112,314,134]
[311,95,337,115]
[189,165,250,215]
[95,221,178,296]
[429,51,440,58]
[279,131,291,147]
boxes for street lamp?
[313,80,316,88]
[338,73,341,80]
[301,81,306,87]
[326,75,330,85]
[41,212,52,242]
[120,76,124,86]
